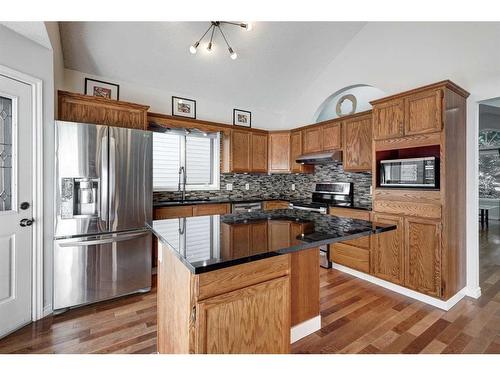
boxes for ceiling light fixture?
[189,21,252,60]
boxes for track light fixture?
[189,21,253,59]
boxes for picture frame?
[233,109,252,128]
[172,96,197,119]
[84,78,120,100]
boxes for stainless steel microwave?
[380,156,438,188]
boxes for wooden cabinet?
[193,203,230,216]
[263,200,289,210]
[195,276,290,354]
[372,98,404,140]
[58,90,149,130]
[330,207,371,274]
[303,127,323,154]
[343,115,372,171]
[230,130,252,172]
[268,132,291,173]
[250,222,268,255]
[322,122,342,151]
[251,133,268,172]
[290,130,314,173]
[268,221,291,251]
[371,213,405,285]
[404,89,443,136]
[404,217,442,297]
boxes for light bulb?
[228,47,237,60]
[207,42,213,53]
[244,23,253,32]
[189,42,199,54]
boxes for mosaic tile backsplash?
[153,163,372,206]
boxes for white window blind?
[153,133,181,189]
[153,131,220,191]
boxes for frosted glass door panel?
[0,96,12,212]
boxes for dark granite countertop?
[148,209,394,274]
[153,197,372,211]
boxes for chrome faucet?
[178,166,187,201]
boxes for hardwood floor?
[1,225,499,354]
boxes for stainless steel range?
[290,182,354,268]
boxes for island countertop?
[148,209,395,274]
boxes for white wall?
[282,22,500,298]
[0,24,55,311]
[62,69,285,130]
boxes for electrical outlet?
[226,183,233,191]
[245,183,250,190]
[369,185,372,195]
[291,184,296,191]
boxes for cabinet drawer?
[196,255,290,300]
[154,205,193,219]
[263,201,289,210]
[193,203,230,216]
[330,207,371,221]
[330,243,370,273]
[373,200,441,219]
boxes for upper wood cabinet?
[371,213,405,285]
[322,122,342,151]
[404,89,443,136]
[268,132,291,173]
[230,130,252,172]
[303,127,323,154]
[289,131,314,174]
[404,217,442,297]
[343,115,372,171]
[372,99,404,140]
[58,90,149,130]
[251,133,269,173]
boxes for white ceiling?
[59,22,366,117]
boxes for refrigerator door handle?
[101,134,108,229]
[57,231,149,247]
[108,135,117,226]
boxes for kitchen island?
[149,209,395,354]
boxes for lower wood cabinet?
[154,203,230,220]
[263,200,289,210]
[195,276,290,354]
[371,213,405,285]
[404,216,442,297]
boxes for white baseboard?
[42,304,53,318]
[465,286,481,299]
[331,263,466,311]
[290,315,321,343]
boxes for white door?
[0,74,33,338]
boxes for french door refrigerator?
[54,121,152,311]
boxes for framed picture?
[233,109,252,128]
[84,78,120,100]
[172,96,196,119]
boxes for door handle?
[20,218,34,227]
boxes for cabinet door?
[404,89,443,136]
[373,99,404,140]
[322,122,342,151]
[232,224,251,258]
[154,205,193,219]
[195,276,290,354]
[251,133,268,173]
[343,116,372,171]
[231,130,251,172]
[371,213,404,285]
[290,131,313,173]
[268,132,290,173]
[268,221,291,251]
[250,222,268,255]
[303,127,323,154]
[404,217,442,297]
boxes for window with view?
[153,131,220,191]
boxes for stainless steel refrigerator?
[54,121,152,311]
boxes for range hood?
[295,150,343,165]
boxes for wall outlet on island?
[245,183,250,190]
[226,183,233,191]
[369,185,372,195]
[291,184,296,191]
